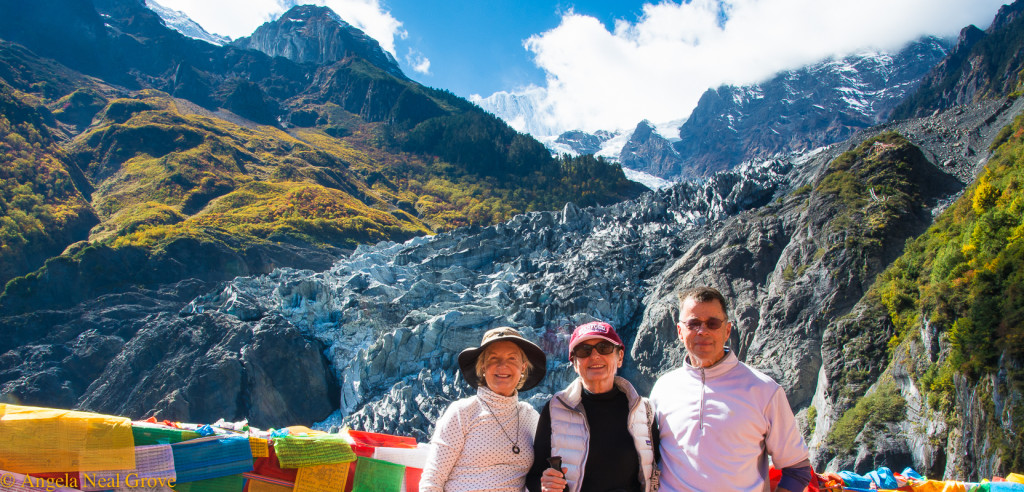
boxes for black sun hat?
[457,326,547,391]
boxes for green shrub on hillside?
[826,379,906,455]
[877,114,1024,378]
[867,113,1024,467]
[0,81,95,284]
[814,132,934,263]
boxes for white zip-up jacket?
[549,376,658,492]
[650,351,809,492]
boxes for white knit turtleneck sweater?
[420,385,539,491]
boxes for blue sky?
[384,1,655,97]
[154,0,1009,135]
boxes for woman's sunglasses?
[572,341,618,358]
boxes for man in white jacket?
[650,286,812,492]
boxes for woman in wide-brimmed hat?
[421,326,548,492]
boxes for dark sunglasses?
[681,317,726,331]
[572,341,618,358]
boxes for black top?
[526,385,642,492]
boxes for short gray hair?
[678,286,729,320]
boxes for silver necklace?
[480,396,521,454]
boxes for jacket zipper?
[700,367,706,432]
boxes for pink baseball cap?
[568,321,624,358]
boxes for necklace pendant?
[513,445,521,454]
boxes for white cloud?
[406,49,432,75]
[155,0,405,55]
[517,0,1009,136]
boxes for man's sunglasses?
[572,341,618,358]
[681,317,726,331]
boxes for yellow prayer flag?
[294,463,348,492]
[250,437,270,458]
[0,404,135,473]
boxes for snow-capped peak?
[471,86,560,137]
[145,0,231,46]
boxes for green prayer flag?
[352,456,405,492]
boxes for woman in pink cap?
[526,321,659,492]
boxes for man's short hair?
[677,286,729,319]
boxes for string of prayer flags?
[820,466,1024,491]
[371,445,429,469]
[345,444,376,492]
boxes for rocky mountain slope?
[0,0,643,295]
[232,5,404,79]
[621,37,951,180]
[892,1,1024,119]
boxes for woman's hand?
[540,467,568,492]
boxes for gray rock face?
[0,278,339,429]
[233,5,404,79]
[619,121,685,180]
[79,312,338,429]
[953,355,1024,478]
